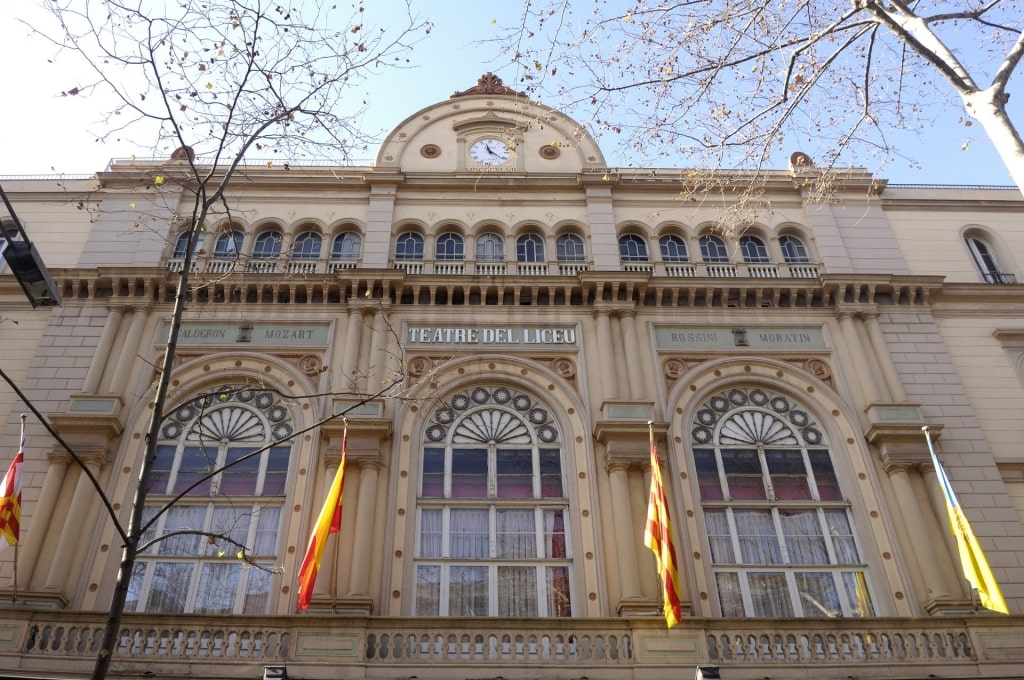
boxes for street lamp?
[0,183,61,307]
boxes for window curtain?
[734,509,782,564]
[450,509,488,558]
[498,566,538,616]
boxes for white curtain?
[419,509,442,557]
[450,509,488,558]
[747,571,793,617]
[704,509,736,564]
[415,565,441,615]
[449,565,488,615]
[498,565,538,616]
[734,509,782,564]
[779,509,828,564]
[825,510,860,563]
[496,509,536,558]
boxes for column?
[341,306,366,391]
[44,455,104,594]
[595,309,618,399]
[105,305,150,395]
[367,307,388,393]
[81,305,125,394]
[619,310,644,400]
[606,461,641,602]
[347,460,381,596]
[836,310,883,404]
[884,463,949,602]
[23,452,71,590]
[862,310,909,402]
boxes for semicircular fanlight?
[453,408,531,444]
[188,406,266,442]
[718,410,798,446]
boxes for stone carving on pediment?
[662,356,710,390]
[451,72,528,99]
[785,357,834,390]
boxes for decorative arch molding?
[430,221,470,237]
[663,355,905,617]
[326,219,366,236]
[653,221,692,238]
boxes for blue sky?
[0,0,1017,187]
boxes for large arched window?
[252,231,283,259]
[618,234,649,262]
[213,231,244,259]
[517,234,546,263]
[395,233,425,261]
[126,387,294,615]
[435,232,465,261]
[779,235,810,264]
[291,231,322,260]
[332,232,362,261]
[700,234,730,263]
[739,235,770,264]
[476,233,505,261]
[415,386,572,617]
[172,231,204,259]
[556,234,586,262]
[659,234,689,263]
[690,386,872,618]
[965,234,1014,283]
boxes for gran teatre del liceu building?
[1,74,1024,680]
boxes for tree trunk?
[960,89,1024,194]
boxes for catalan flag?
[297,424,347,610]
[0,418,25,551]
[644,422,683,627]
[923,427,1008,615]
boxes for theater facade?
[1,74,1024,680]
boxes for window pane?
[451,449,487,497]
[694,448,723,500]
[705,509,736,564]
[747,572,793,617]
[449,565,488,616]
[809,450,842,501]
[125,561,149,612]
[780,509,829,564]
[149,445,176,494]
[450,509,489,558]
[824,510,860,563]
[159,506,206,556]
[795,572,840,618]
[194,562,241,614]
[722,449,766,500]
[842,571,874,617]
[243,565,273,614]
[253,507,281,556]
[496,509,536,558]
[146,562,193,613]
[416,565,441,615]
[496,449,533,498]
[767,451,811,500]
[207,505,249,557]
[498,566,538,616]
[419,509,443,558]
[262,447,290,496]
[539,449,563,497]
[220,446,259,496]
[546,566,572,617]
[544,509,568,558]
[734,509,782,564]
[173,445,214,496]
[715,572,745,617]
[422,448,445,497]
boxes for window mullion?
[488,506,497,559]
[771,507,790,564]
[817,507,840,565]
[785,570,803,617]
[441,507,451,558]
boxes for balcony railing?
[6,611,1018,679]
[983,271,1017,284]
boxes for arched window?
[966,235,1013,283]
[415,386,572,617]
[779,235,810,264]
[291,232,322,260]
[395,233,425,261]
[172,231,204,259]
[435,232,465,261]
[476,233,505,262]
[700,234,730,263]
[517,234,546,263]
[690,386,872,618]
[252,231,283,259]
[213,231,244,259]
[618,234,649,262]
[659,235,689,263]
[556,234,586,263]
[332,232,362,261]
[126,387,294,615]
[739,235,770,264]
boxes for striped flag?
[644,422,683,627]
[297,424,347,610]
[923,427,1008,614]
[0,418,25,550]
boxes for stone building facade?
[1,75,1023,679]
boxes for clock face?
[470,138,511,165]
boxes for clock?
[470,138,511,165]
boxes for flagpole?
[10,414,25,604]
